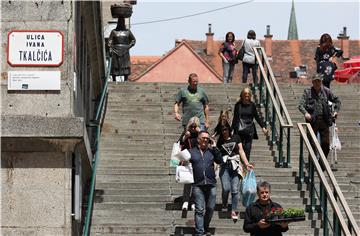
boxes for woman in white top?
[242,30,260,84]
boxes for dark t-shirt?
[217,134,241,157]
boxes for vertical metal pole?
[333,190,340,236]
[278,127,284,167]
[259,52,265,107]
[323,188,328,236]
[299,136,304,184]
[286,127,291,167]
[309,161,316,212]
[271,90,277,146]
[265,88,270,127]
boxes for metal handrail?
[253,47,293,167]
[297,123,360,236]
[83,57,112,236]
[253,47,293,128]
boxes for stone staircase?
[89,82,358,235]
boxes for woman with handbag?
[219,32,238,84]
[178,116,201,212]
[241,30,260,84]
[217,125,253,220]
[231,88,268,161]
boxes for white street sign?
[8,71,61,90]
[7,30,64,67]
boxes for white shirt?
[242,39,261,64]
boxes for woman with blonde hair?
[178,116,200,211]
[231,88,268,161]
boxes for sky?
[128,0,360,55]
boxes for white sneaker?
[182,202,188,211]
[191,204,195,211]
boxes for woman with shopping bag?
[178,117,201,212]
[217,124,253,220]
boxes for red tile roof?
[130,39,360,84]
[130,41,222,83]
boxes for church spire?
[287,0,298,40]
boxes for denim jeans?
[222,62,235,83]
[219,164,240,211]
[192,185,217,235]
[242,62,258,85]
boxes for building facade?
[1,1,106,235]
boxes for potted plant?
[265,207,305,223]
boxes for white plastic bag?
[169,142,181,167]
[330,125,341,151]
[175,149,191,161]
[175,164,194,184]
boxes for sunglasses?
[190,125,197,128]
[200,137,210,140]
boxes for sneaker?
[191,204,195,211]
[231,211,238,220]
[182,202,188,211]
[221,204,228,212]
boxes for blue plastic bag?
[242,170,257,207]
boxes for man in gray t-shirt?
[174,73,210,131]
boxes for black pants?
[311,118,330,158]
[242,62,258,84]
[238,133,253,162]
[183,183,193,203]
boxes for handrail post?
[309,160,316,213]
[333,190,340,236]
[265,86,270,128]
[299,135,304,184]
[271,107,276,146]
[277,126,284,167]
[259,54,265,107]
[321,182,328,236]
[286,127,291,167]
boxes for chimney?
[337,26,350,59]
[175,39,182,47]
[206,23,214,56]
[264,25,273,57]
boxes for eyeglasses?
[200,137,210,140]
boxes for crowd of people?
[171,31,343,235]
[173,73,287,236]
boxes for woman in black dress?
[231,87,268,161]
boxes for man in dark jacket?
[298,73,341,161]
[189,131,222,236]
[243,181,289,236]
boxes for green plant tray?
[266,216,306,223]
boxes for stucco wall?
[1,1,106,235]
[1,151,72,235]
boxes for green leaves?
[282,208,305,218]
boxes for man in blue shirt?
[189,131,222,236]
